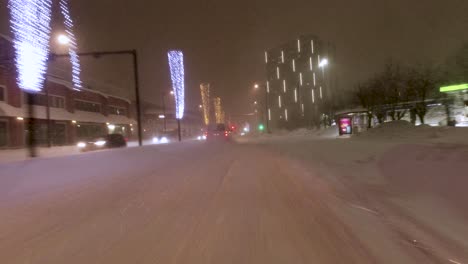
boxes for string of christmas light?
[214,97,224,124]
[59,0,82,90]
[8,0,52,91]
[200,83,211,125]
[167,50,185,119]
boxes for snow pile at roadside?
[355,120,468,144]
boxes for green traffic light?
[258,124,265,131]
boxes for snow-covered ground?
[1,122,467,263]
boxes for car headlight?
[152,137,160,144]
[160,137,169,144]
[77,142,86,148]
[94,140,106,146]
[202,135,207,140]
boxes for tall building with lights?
[264,34,335,129]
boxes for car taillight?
[224,131,228,137]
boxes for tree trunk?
[417,113,425,125]
[367,112,373,128]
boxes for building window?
[75,100,101,113]
[278,95,282,108]
[0,85,5,102]
[276,67,280,79]
[313,73,316,86]
[294,88,298,102]
[109,106,127,116]
[299,72,303,86]
[49,96,65,109]
[309,57,313,71]
[281,50,285,63]
[297,39,301,53]
[283,80,286,92]
[311,40,314,53]
[265,51,268,63]
[292,59,296,72]
[266,81,270,93]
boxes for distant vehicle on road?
[152,130,178,144]
[77,134,127,152]
[206,123,231,141]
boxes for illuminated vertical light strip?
[318,54,321,65]
[299,72,303,86]
[297,39,301,52]
[309,57,313,71]
[167,50,185,119]
[311,40,314,53]
[285,109,288,121]
[294,88,298,102]
[320,86,323,99]
[301,103,304,114]
[268,108,271,121]
[281,50,285,63]
[283,79,286,92]
[278,95,282,108]
[313,72,316,86]
[266,81,270,93]
[214,97,224,123]
[264,51,268,63]
[8,0,52,91]
[276,67,280,79]
[200,83,211,125]
[60,0,82,90]
[312,89,315,103]
[292,59,296,72]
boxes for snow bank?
[355,120,468,144]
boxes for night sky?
[1,0,467,115]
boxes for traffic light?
[258,124,265,131]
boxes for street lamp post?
[253,83,270,133]
[51,49,144,147]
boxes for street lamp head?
[57,34,70,45]
[170,90,174,95]
[254,84,259,89]
[319,58,329,68]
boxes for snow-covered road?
[0,138,467,263]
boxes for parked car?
[77,134,127,152]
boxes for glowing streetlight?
[170,90,174,95]
[319,58,329,68]
[57,34,70,45]
[254,84,259,89]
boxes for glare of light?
[297,39,301,52]
[202,135,207,140]
[170,90,174,95]
[311,40,314,53]
[320,86,323,99]
[197,136,202,140]
[152,137,159,144]
[278,95,282,108]
[160,137,169,144]
[268,108,271,121]
[57,34,69,45]
[199,104,202,108]
[94,140,106,146]
[254,101,258,105]
[258,124,265,131]
[107,124,115,130]
[285,109,288,121]
[292,59,296,72]
[281,50,285,63]
[276,67,280,79]
[283,79,287,92]
[159,114,165,119]
[60,0,83,90]
[312,89,315,103]
[299,72,303,86]
[8,0,52,91]
[167,50,185,119]
[440,83,468,93]
[309,57,313,71]
[254,84,259,89]
[77,142,86,148]
[71,120,77,124]
[264,51,268,63]
[319,58,329,68]
[16,117,24,121]
[294,88,298,102]
[243,127,249,132]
